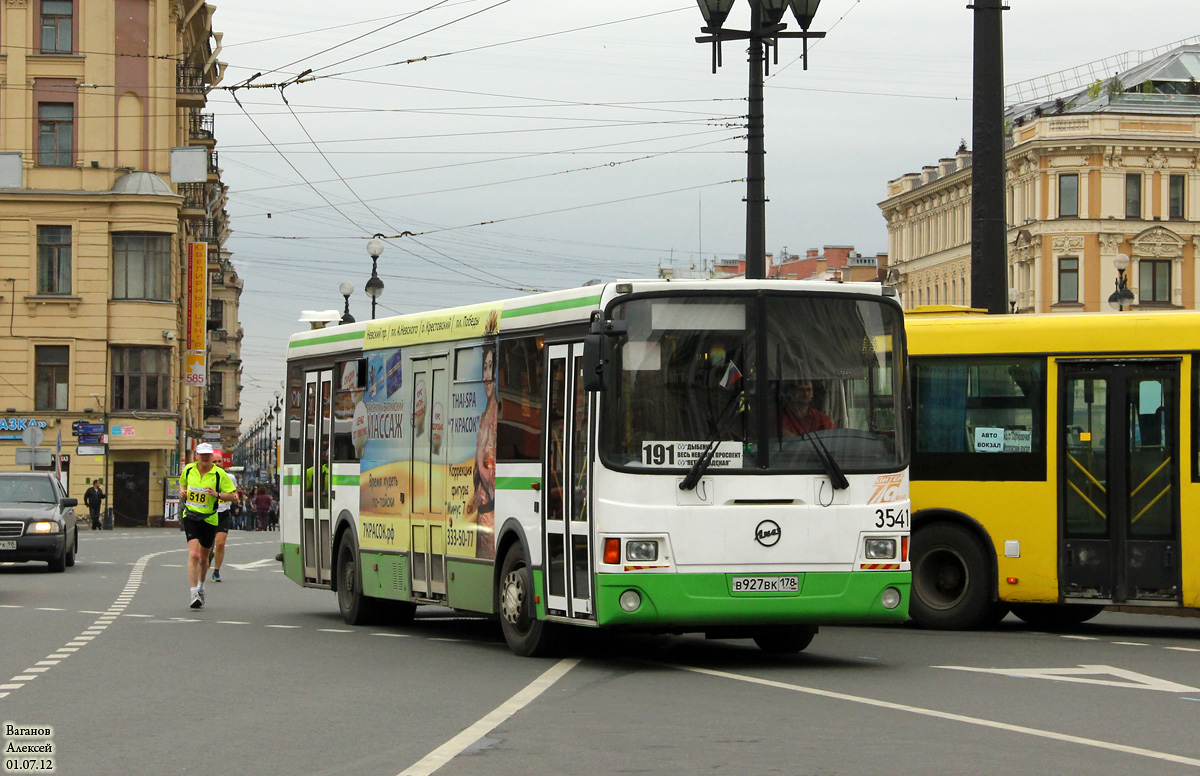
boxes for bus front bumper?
[593,571,910,629]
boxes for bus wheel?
[336,541,377,626]
[752,626,817,654]
[910,522,1001,630]
[499,544,556,657]
[1010,603,1104,630]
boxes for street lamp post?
[695,0,824,280]
[273,393,283,493]
[339,281,355,325]
[1108,252,1135,311]
[365,235,385,319]
[1008,286,1019,314]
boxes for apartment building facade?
[0,0,237,525]
[880,45,1200,313]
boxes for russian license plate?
[731,575,798,593]
[0,540,16,550]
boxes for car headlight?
[625,540,659,562]
[864,538,896,560]
[31,521,61,534]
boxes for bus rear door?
[543,343,594,618]
[1059,360,1181,604]
[411,355,449,598]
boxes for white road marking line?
[123,614,154,618]
[671,664,1200,768]
[266,624,301,629]
[218,621,249,625]
[936,664,1198,693]
[397,659,578,776]
[79,610,107,614]
[36,607,64,611]
[1112,641,1148,647]
[429,638,467,643]
[1060,635,1096,641]
[318,628,353,633]
[0,545,185,701]
[0,604,22,609]
[1167,647,1200,653]
[372,633,410,638]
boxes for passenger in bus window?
[780,379,835,436]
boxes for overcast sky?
[210,0,1198,430]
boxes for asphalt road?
[2,527,1199,776]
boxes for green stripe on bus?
[501,294,601,319]
[496,476,540,490]
[289,330,364,348]
[282,475,301,485]
[332,474,359,486]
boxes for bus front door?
[411,356,448,598]
[302,369,334,587]
[543,344,594,619]
[1059,361,1181,604]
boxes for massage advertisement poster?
[358,305,501,560]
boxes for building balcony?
[207,150,220,180]
[189,111,215,146]
[178,182,207,219]
[177,65,205,107]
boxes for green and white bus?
[279,279,911,656]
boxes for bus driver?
[780,379,835,436]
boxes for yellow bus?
[906,309,1200,629]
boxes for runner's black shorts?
[182,512,219,549]
[216,512,231,534]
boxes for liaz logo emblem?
[754,520,781,547]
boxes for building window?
[36,226,71,295]
[1139,259,1171,304]
[1058,257,1079,303]
[40,0,72,54]
[35,345,69,411]
[37,103,73,166]
[112,347,171,411]
[113,233,171,300]
[1058,173,1079,218]
[205,371,223,413]
[1125,174,1142,219]
[1169,174,1185,219]
[207,298,223,330]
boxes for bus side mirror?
[582,319,627,392]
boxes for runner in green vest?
[177,443,236,609]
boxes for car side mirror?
[582,319,627,392]
[62,497,78,508]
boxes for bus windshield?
[599,293,906,473]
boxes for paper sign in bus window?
[973,427,1004,453]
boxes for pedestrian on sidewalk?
[84,479,105,531]
[253,486,272,532]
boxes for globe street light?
[366,235,385,320]
[695,0,825,280]
[1008,286,1019,314]
[339,281,355,325]
[1107,252,1135,311]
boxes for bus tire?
[1010,602,1104,630]
[910,522,1002,630]
[498,543,556,657]
[752,626,817,654]
[336,540,378,626]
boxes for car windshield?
[0,477,57,503]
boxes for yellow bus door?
[1059,361,1181,604]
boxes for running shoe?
[189,590,203,609]
[212,569,221,582]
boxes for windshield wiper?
[680,390,742,491]
[779,396,849,490]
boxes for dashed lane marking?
[0,545,184,703]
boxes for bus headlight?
[31,521,60,534]
[619,590,642,612]
[625,540,658,562]
[864,538,896,559]
[881,587,902,610]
